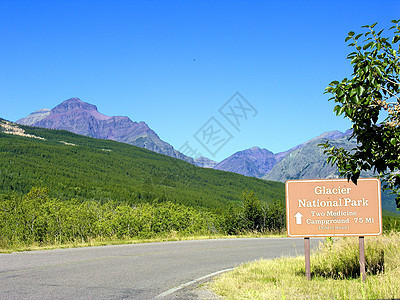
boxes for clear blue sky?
[1,0,399,161]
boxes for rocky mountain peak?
[48,98,113,121]
[136,121,151,130]
[52,98,97,114]
[214,147,278,178]
[243,147,274,156]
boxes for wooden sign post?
[286,178,382,281]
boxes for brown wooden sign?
[286,178,382,237]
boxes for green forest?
[0,122,287,248]
[0,121,399,249]
[0,124,284,210]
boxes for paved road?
[0,238,321,299]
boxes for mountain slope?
[214,147,283,177]
[17,109,50,125]
[194,156,218,168]
[0,119,284,211]
[17,98,194,164]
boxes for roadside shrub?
[0,188,222,248]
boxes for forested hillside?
[0,122,284,212]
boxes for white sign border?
[286,178,382,237]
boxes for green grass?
[211,233,400,299]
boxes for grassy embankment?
[211,232,400,299]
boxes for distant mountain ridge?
[214,147,285,177]
[15,98,359,181]
[213,130,354,178]
[17,99,356,176]
[18,98,357,174]
[17,98,194,163]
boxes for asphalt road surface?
[0,238,321,299]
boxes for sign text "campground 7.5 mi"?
[286,178,382,237]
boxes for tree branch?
[381,86,400,102]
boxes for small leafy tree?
[242,190,263,231]
[321,20,400,209]
[223,205,243,235]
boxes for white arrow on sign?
[294,212,303,225]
